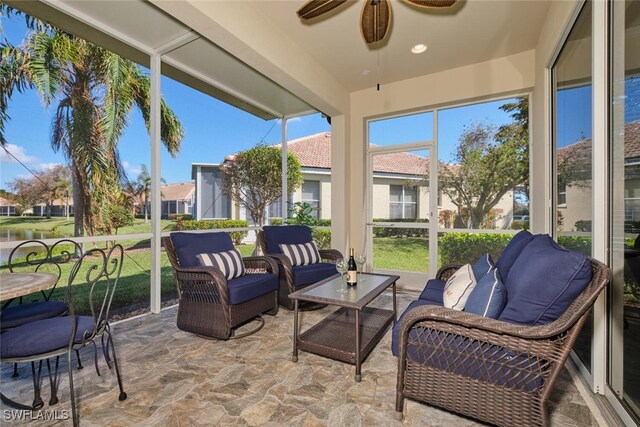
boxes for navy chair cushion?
[291,262,337,286]
[418,279,445,305]
[262,225,313,255]
[472,254,494,282]
[226,273,278,305]
[0,316,95,359]
[465,268,507,318]
[498,235,592,326]
[170,232,235,267]
[392,299,438,356]
[1,300,67,329]
[495,230,534,282]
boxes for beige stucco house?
[194,132,515,227]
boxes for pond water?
[0,229,66,264]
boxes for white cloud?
[38,162,63,171]
[123,161,142,177]
[286,117,302,123]
[0,144,39,164]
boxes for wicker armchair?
[395,258,611,427]
[164,233,279,340]
[257,226,342,310]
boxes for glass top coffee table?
[290,272,399,382]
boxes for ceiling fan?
[297,0,458,46]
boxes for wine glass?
[335,259,348,293]
[355,254,366,279]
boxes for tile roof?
[160,182,195,201]
[558,120,640,160]
[282,132,428,176]
[0,196,15,207]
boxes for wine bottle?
[347,248,357,286]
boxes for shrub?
[312,229,332,249]
[574,220,592,232]
[510,220,528,230]
[169,214,193,221]
[557,235,592,256]
[439,232,514,265]
[178,219,249,245]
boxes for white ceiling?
[253,0,552,91]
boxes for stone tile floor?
[1,291,599,426]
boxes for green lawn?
[1,215,431,317]
[0,216,175,236]
[373,236,429,273]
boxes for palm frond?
[0,43,33,145]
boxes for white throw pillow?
[443,264,477,311]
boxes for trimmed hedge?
[169,214,193,221]
[439,232,513,265]
[439,232,594,265]
[177,219,249,245]
[270,218,331,227]
[373,218,429,238]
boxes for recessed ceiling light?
[411,44,427,54]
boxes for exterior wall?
[558,184,592,232]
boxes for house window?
[301,181,320,219]
[558,184,567,206]
[389,185,417,219]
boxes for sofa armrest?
[171,265,229,305]
[435,263,463,282]
[242,256,279,276]
[319,249,343,262]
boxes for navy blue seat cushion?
[262,225,313,255]
[292,262,337,286]
[498,235,593,326]
[226,273,278,305]
[495,230,534,282]
[472,254,494,282]
[403,330,543,392]
[170,232,235,267]
[1,300,67,329]
[0,316,95,359]
[465,268,507,318]
[392,299,438,356]
[418,279,445,305]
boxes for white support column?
[429,113,438,277]
[590,0,608,394]
[150,53,162,314]
[281,117,288,220]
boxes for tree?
[0,7,183,236]
[220,144,303,227]
[135,164,165,223]
[9,165,71,218]
[439,97,529,228]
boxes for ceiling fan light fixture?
[411,43,428,54]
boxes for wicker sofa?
[392,232,611,426]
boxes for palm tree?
[0,7,183,236]
[135,164,165,223]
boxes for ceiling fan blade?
[403,0,457,9]
[297,0,349,20]
[361,0,391,45]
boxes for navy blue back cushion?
[495,230,534,282]
[262,225,313,255]
[472,254,494,282]
[498,235,592,325]
[170,232,235,267]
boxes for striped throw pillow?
[196,249,245,280]
[279,242,321,266]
